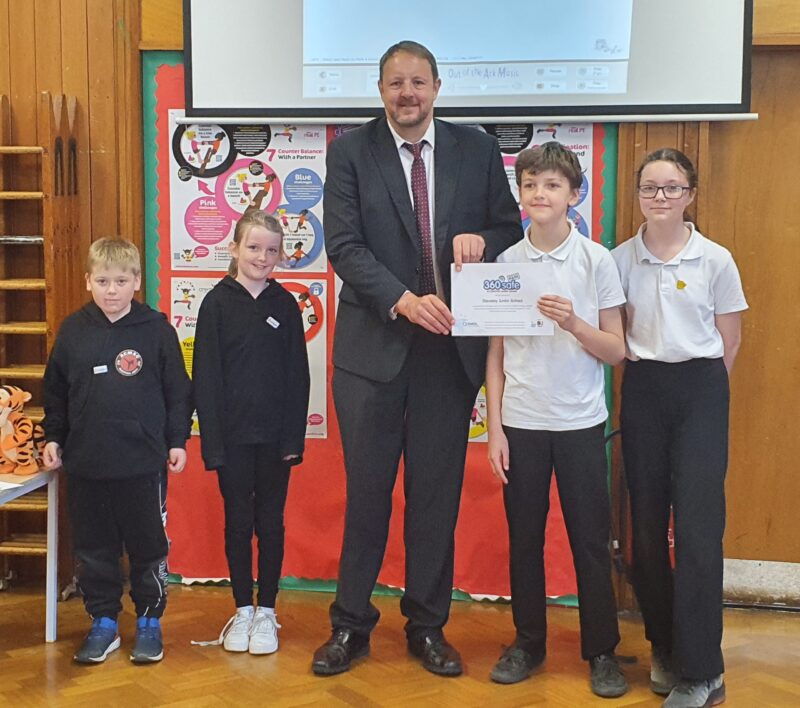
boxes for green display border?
[601,123,620,484]
[167,574,579,607]
[600,124,619,251]
[142,50,183,308]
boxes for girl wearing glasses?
[612,148,747,708]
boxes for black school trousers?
[620,357,729,680]
[216,443,291,608]
[68,473,169,619]
[503,422,620,660]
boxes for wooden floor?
[1,585,800,706]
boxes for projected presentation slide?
[302,0,633,99]
[185,0,750,118]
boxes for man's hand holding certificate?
[451,263,556,336]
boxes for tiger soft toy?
[0,385,44,476]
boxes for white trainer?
[664,674,725,708]
[249,607,280,655]
[222,606,254,652]
[651,645,677,695]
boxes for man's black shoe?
[589,652,629,698]
[311,628,370,676]
[408,634,463,676]
[490,645,545,684]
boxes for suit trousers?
[502,423,620,660]
[216,443,291,608]
[68,473,169,619]
[330,329,478,640]
[620,358,729,680]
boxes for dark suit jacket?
[324,117,522,389]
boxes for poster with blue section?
[168,110,327,274]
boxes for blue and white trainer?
[74,617,121,664]
[130,616,164,663]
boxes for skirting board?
[724,559,800,607]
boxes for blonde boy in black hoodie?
[43,237,192,665]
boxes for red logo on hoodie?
[115,349,143,376]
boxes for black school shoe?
[490,645,546,684]
[312,628,370,675]
[589,653,629,698]
[407,633,463,676]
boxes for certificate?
[451,262,555,336]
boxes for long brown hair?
[228,210,284,277]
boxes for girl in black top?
[193,211,310,656]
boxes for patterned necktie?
[402,141,436,295]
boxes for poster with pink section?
[168,110,328,274]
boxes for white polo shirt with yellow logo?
[612,223,748,363]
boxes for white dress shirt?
[386,120,442,297]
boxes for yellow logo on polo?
[676,280,687,290]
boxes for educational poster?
[168,110,327,273]
[169,275,328,439]
[485,122,595,241]
[469,386,489,442]
[282,277,328,439]
[170,276,215,375]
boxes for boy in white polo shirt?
[485,142,627,697]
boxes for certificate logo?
[483,272,521,292]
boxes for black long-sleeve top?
[43,300,193,479]
[192,276,310,471]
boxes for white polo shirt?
[497,225,626,431]
[612,223,748,363]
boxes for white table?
[0,469,58,641]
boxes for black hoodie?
[192,276,310,470]
[43,300,193,479]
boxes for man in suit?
[312,41,522,677]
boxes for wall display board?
[144,54,618,597]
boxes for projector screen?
[184,0,752,121]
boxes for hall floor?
[1,583,799,706]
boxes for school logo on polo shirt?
[115,349,143,376]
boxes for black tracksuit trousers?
[68,473,169,619]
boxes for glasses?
[638,184,692,199]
